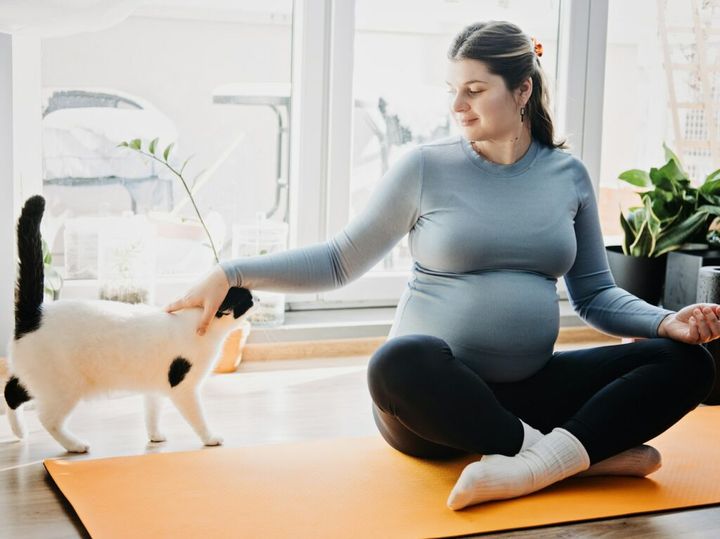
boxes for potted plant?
[607,144,720,305]
[119,138,251,373]
[43,238,64,301]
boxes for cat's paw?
[203,435,224,446]
[149,433,167,443]
[65,441,90,453]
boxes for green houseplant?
[616,143,720,257]
[119,138,250,373]
[118,138,220,263]
[607,144,720,305]
[43,238,63,301]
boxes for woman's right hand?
[164,265,231,336]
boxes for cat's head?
[215,287,255,320]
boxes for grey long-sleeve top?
[221,135,674,382]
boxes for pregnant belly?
[390,269,560,382]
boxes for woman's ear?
[516,77,533,107]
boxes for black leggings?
[367,334,716,464]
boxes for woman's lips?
[459,118,478,126]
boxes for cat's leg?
[7,403,27,439]
[36,397,89,453]
[144,394,167,443]
[169,388,222,446]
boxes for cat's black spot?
[215,287,254,319]
[4,376,31,410]
[168,357,192,387]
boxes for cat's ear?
[232,289,255,319]
[215,287,254,319]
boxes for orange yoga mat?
[45,407,720,539]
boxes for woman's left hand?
[658,303,720,344]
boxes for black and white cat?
[3,195,254,453]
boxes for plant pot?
[662,248,720,311]
[214,320,251,374]
[605,245,667,306]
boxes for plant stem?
[135,149,220,263]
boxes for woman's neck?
[471,129,533,165]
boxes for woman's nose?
[450,92,468,112]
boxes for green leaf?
[180,157,192,174]
[654,211,709,256]
[130,138,142,150]
[163,142,175,161]
[705,168,720,184]
[149,137,159,155]
[649,167,671,190]
[662,142,687,177]
[117,141,129,148]
[41,238,52,265]
[618,169,650,187]
[619,211,635,255]
[663,142,682,166]
[695,205,720,217]
[657,157,685,183]
[629,220,653,257]
[629,208,647,235]
[644,196,661,239]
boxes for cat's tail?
[15,195,45,340]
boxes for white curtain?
[0,0,147,37]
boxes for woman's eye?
[468,90,482,94]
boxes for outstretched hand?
[164,265,231,336]
[658,303,720,344]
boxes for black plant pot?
[605,245,668,306]
[662,248,720,311]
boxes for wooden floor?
[1,352,719,538]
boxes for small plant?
[43,238,63,300]
[118,138,220,263]
[617,143,720,257]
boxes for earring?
[520,106,526,123]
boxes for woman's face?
[445,58,528,142]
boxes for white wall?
[0,31,43,356]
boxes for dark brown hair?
[447,21,568,149]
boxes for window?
[39,1,293,304]
[599,0,720,241]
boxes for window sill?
[246,299,584,344]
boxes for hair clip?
[531,37,543,58]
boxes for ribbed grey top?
[221,135,674,382]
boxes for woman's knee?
[660,339,716,399]
[684,343,716,400]
[367,334,451,402]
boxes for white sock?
[519,420,544,452]
[447,427,590,510]
[518,422,661,477]
[577,445,662,477]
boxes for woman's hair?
[447,21,568,149]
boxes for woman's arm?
[563,160,675,338]
[166,146,424,335]
[220,146,423,292]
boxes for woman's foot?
[577,445,661,477]
[447,428,590,510]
